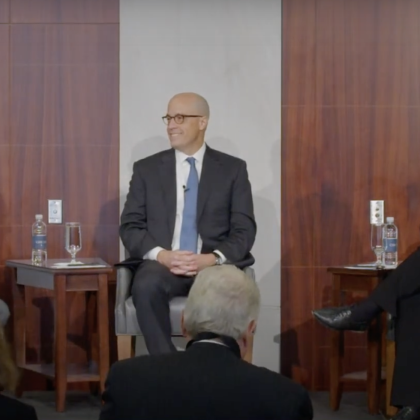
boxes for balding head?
[164,92,210,155]
[182,265,260,359]
[169,92,210,118]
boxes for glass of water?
[371,223,384,268]
[65,222,82,263]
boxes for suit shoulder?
[133,149,172,169]
[244,363,309,396]
[0,394,38,419]
[109,354,150,372]
[109,352,177,376]
[209,148,247,166]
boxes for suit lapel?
[158,150,177,239]
[197,147,220,221]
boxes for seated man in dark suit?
[0,324,38,420]
[120,92,256,355]
[100,265,313,420]
[313,248,420,420]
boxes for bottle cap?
[386,216,394,223]
[35,214,43,220]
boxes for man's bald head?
[165,92,210,155]
[169,92,210,118]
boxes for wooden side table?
[7,258,113,412]
[327,266,392,415]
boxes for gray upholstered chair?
[115,265,256,361]
[0,299,10,326]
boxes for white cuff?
[143,246,164,261]
[213,250,227,264]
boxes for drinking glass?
[371,223,384,268]
[65,222,82,263]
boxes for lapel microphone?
[186,331,241,359]
[183,185,189,193]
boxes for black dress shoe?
[312,305,369,332]
[392,406,420,420]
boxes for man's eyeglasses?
[162,114,203,125]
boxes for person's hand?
[157,250,197,276]
[194,253,217,272]
[170,253,216,276]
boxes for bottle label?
[384,238,397,253]
[32,235,47,250]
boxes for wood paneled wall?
[0,0,119,390]
[281,0,420,390]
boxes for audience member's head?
[182,265,260,358]
[0,324,19,392]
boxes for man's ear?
[248,319,256,336]
[199,116,208,131]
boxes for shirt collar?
[175,143,206,165]
[193,339,228,348]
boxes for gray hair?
[183,265,260,339]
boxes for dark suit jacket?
[0,394,38,420]
[99,343,313,420]
[119,146,256,269]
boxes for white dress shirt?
[143,143,226,263]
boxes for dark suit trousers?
[131,261,194,354]
[367,247,420,406]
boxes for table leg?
[330,273,343,410]
[54,275,67,412]
[117,336,134,361]
[97,274,109,394]
[12,270,25,398]
[386,340,398,416]
[330,330,344,410]
[367,315,381,414]
[86,291,99,395]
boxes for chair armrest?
[244,266,255,281]
[115,266,134,335]
[115,267,134,309]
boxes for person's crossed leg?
[313,247,420,420]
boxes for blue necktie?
[179,157,199,252]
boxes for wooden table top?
[6,258,113,275]
[327,265,395,276]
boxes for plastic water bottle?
[383,216,398,267]
[32,214,47,266]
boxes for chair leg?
[244,334,254,364]
[117,336,133,361]
[367,317,381,414]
